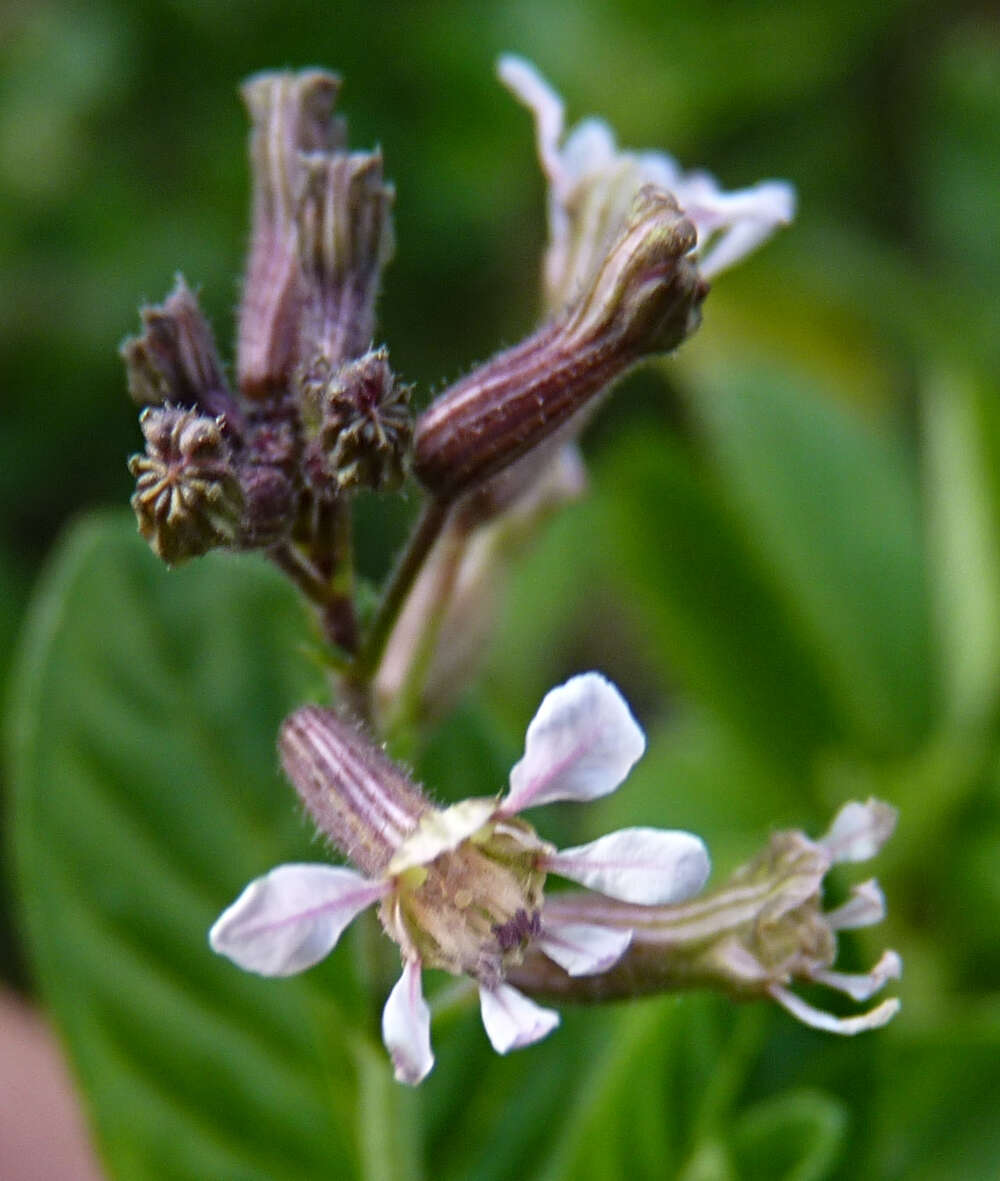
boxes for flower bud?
[237,70,343,399]
[413,186,706,501]
[121,277,237,423]
[129,406,243,565]
[298,347,412,492]
[296,150,395,367]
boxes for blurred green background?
[3,0,1000,1178]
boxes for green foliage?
[9,518,362,1179]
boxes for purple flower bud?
[296,151,395,368]
[237,70,343,400]
[413,187,706,500]
[121,277,238,425]
[128,406,243,565]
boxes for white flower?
[210,673,710,1084]
[497,55,796,310]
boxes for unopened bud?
[121,277,236,422]
[237,70,343,399]
[413,186,706,500]
[296,151,395,366]
[129,406,243,565]
[299,347,412,492]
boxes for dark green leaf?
[689,365,933,755]
[8,513,364,1180]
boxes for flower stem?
[350,497,452,685]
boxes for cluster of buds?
[122,71,409,578]
[123,63,792,646]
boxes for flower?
[497,55,796,313]
[210,673,710,1084]
[508,798,902,1036]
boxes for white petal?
[387,798,498,874]
[561,117,619,184]
[674,177,796,279]
[769,984,901,1035]
[209,864,386,977]
[381,959,434,1086]
[820,799,898,863]
[811,950,903,1003]
[502,673,646,814]
[479,983,560,1054]
[496,55,565,186]
[824,879,887,931]
[537,921,632,976]
[544,827,710,904]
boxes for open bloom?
[497,55,795,312]
[210,673,709,1084]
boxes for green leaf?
[689,364,933,755]
[7,512,373,1180]
[597,428,845,778]
[867,1005,1000,1180]
[729,1089,847,1181]
[922,368,1000,729]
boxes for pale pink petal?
[768,984,901,1035]
[676,178,796,279]
[820,799,898,863]
[560,118,619,185]
[502,673,645,814]
[824,879,887,931]
[537,921,632,976]
[381,959,434,1086]
[810,950,903,1003]
[478,983,560,1054]
[209,864,387,977]
[544,827,710,904]
[496,55,565,188]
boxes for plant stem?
[350,497,451,684]
[269,540,332,604]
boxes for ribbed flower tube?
[279,706,429,875]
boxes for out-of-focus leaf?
[915,26,1000,293]
[533,1000,676,1181]
[8,512,368,1180]
[922,369,1000,729]
[597,429,846,778]
[689,364,933,755]
[729,1089,847,1181]
[867,1005,1000,1180]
